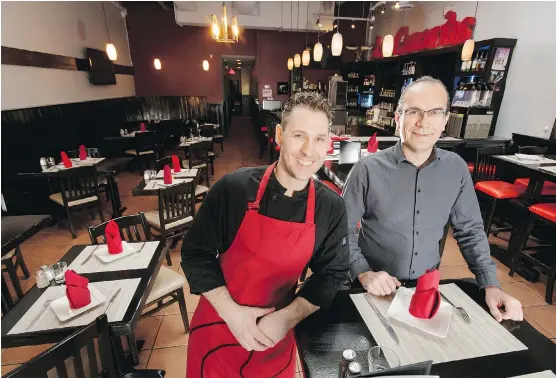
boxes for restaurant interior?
[1,1,556,377]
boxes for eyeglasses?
[402,108,447,120]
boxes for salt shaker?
[120,129,125,136]
[40,265,55,282]
[36,270,50,289]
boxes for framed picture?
[277,82,289,95]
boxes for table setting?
[41,146,105,172]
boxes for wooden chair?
[88,213,189,366]
[47,166,104,238]
[200,123,224,152]
[510,203,556,304]
[1,246,30,300]
[144,182,196,252]
[473,147,525,237]
[185,140,211,199]
[125,132,158,171]
[68,147,111,200]
[3,315,120,378]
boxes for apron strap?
[248,163,278,210]
[248,162,317,226]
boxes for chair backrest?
[188,140,211,168]
[518,145,548,155]
[68,148,101,159]
[88,212,151,243]
[156,156,184,171]
[46,166,100,205]
[473,146,505,182]
[157,181,196,231]
[134,131,157,154]
[3,314,117,378]
[199,124,215,138]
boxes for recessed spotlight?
[351,22,355,29]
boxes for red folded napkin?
[79,145,87,160]
[409,269,441,319]
[65,269,89,287]
[261,126,268,132]
[64,270,91,309]
[60,151,73,168]
[105,220,123,255]
[163,165,172,185]
[140,122,146,132]
[327,138,334,154]
[367,132,378,153]
[171,155,181,173]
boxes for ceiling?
[222,55,255,69]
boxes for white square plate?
[94,241,141,263]
[387,286,453,338]
[51,285,106,322]
[515,154,542,161]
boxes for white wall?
[371,1,556,139]
[1,1,135,110]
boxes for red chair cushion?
[321,180,342,195]
[275,145,281,152]
[529,203,556,223]
[514,178,556,196]
[474,181,526,199]
[261,126,268,132]
[467,162,474,173]
[269,137,274,143]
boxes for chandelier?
[211,3,239,43]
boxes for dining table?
[295,279,556,378]
[1,240,165,373]
[17,157,131,218]
[132,168,199,196]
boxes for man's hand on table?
[485,286,523,322]
[359,271,401,296]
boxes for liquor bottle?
[471,52,478,71]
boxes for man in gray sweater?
[342,76,522,322]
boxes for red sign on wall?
[372,11,476,59]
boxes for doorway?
[222,55,256,115]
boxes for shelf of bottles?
[378,88,396,99]
[459,49,489,74]
[401,61,417,76]
[451,79,493,109]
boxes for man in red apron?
[181,92,349,378]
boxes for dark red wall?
[126,2,367,103]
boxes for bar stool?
[473,147,525,236]
[1,246,30,299]
[509,203,556,304]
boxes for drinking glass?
[368,345,400,372]
[51,262,67,284]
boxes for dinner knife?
[364,294,400,345]
[103,288,122,315]
[81,245,100,265]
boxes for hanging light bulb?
[106,43,117,61]
[461,39,475,61]
[313,42,323,62]
[394,1,400,9]
[154,58,162,70]
[331,32,343,56]
[302,49,311,66]
[370,23,374,30]
[381,6,385,14]
[287,58,294,70]
[203,60,209,71]
[294,53,301,67]
[382,34,394,57]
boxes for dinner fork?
[441,292,471,324]
[27,298,54,330]
[133,242,147,258]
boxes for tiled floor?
[2,117,555,377]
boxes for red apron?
[187,163,316,378]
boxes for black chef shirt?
[181,166,349,310]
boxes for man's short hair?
[280,91,332,129]
[395,76,450,115]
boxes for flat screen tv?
[86,48,116,85]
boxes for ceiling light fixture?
[101,3,117,61]
[314,2,323,62]
[462,1,479,62]
[394,1,400,9]
[154,58,161,70]
[331,3,343,56]
[302,4,310,66]
[210,3,239,43]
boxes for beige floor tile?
[1,364,21,375]
[147,345,188,378]
[440,245,466,266]
[499,282,547,307]
[523,305,556,337]
[162,249,182,267]
[524,314,553,339]
[2,343,54,365]
[439,265,474,280]
[134,315,164,350]
[137,349,152,369]
[493,258,526,282]
[153,315,190,348]
[523,280,556,304]
[552,338,556,344]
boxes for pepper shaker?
[339,349,357,378]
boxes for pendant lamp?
[382,34,394,57]
[102,3,117,61]
[302,49,310,66]
[287,58,294,70]
[331,3,342,56]
[313,42,323,62]
[294,54,301,68]
[461,40,475,61]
